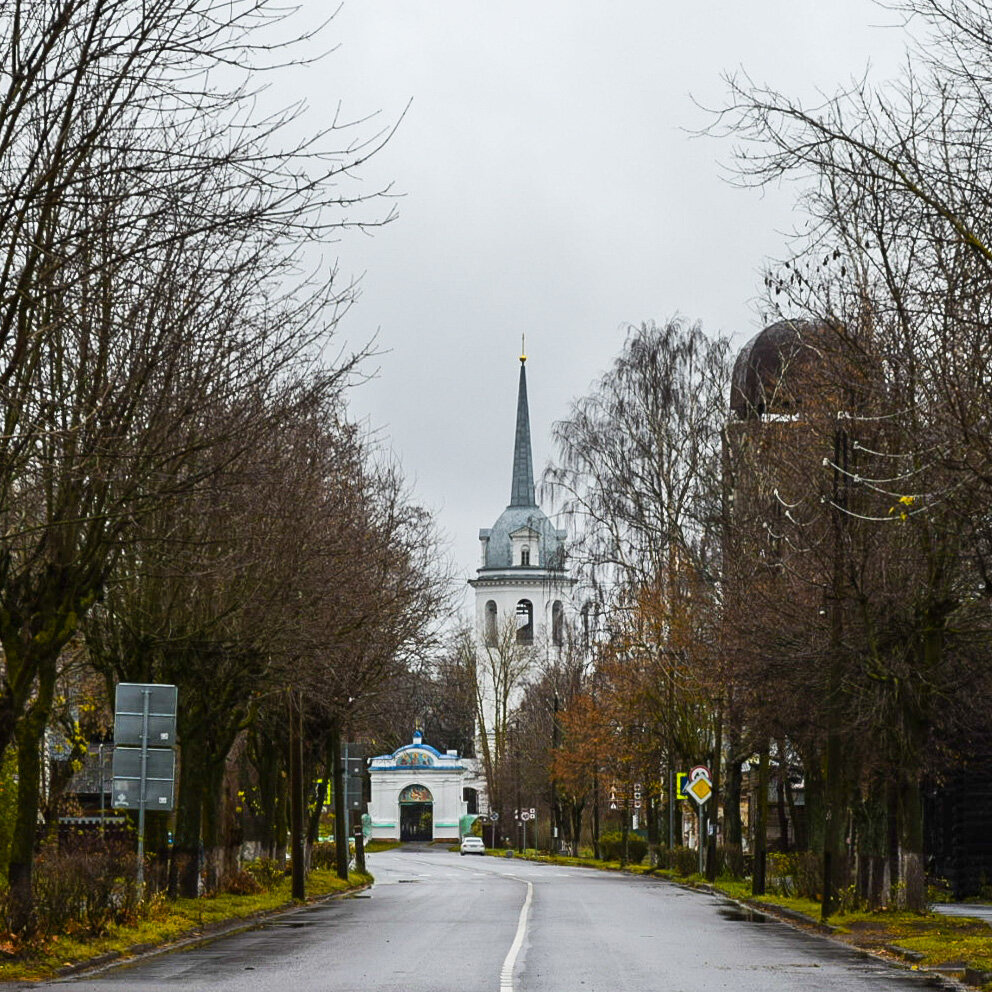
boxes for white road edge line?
[499,879,533,992]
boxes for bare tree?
[0,0,395,923]
[715,0,992,911]
[473,615,536,819]
[545,318,730,857]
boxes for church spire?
[509,347,536,507]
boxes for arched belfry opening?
[485,600,498,646]
[516,599,534,643]
[552,600,564,646]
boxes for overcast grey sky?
[297,2,910,597]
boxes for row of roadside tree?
[0,0,449,934]
[505,0,992,919]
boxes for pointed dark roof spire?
[510,346,536,507]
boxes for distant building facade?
[367,732,470,842]
[468,352,574,814]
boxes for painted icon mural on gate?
[396,749,434,767]
[398,784,433,804]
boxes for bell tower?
[469,348,573,674]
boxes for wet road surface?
[28,846,960,991]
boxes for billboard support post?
[136,688,150,889]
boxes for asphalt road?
[33,846,959,992]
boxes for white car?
[460,836,485,856]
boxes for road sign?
[676,772,688,800]
[114,683,177,746]
[688,776,712,805]
[687,765,712,806]
[113,682,178,889]
[529,808,536,818]
[111,746,176,810]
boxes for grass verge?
[0,869,372,983]
[364,839,401,853]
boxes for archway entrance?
[399,784,433,841]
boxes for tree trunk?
[752,746,769,896]
[8,662,57,932]
[289,692,306,898]
[330,721,348,880]
[886,777,901,900]
[200,761,227,893]
[901,773,926,912]
[592,772,601,859]
[169,756,205,899]
[571,802,583,857]
[723,728,743,851]
[775,775,790,852]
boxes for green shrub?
[310,840,352,871]
[29,845,141,937]
[597,831,647,865]
[243,857,285,890]
[223,868,263,895]
[657,845,698,875]
[767,852,799,896]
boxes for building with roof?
[469,350,573,651]
[467,350,574,817]
[367,731,471,842]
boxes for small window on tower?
[521,546,530,566]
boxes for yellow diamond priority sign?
[686,765,712,805]
[687,776,711,804]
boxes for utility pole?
[752,746,769,895]
[550,692,560,853]
[515,725,523,853]
[822,424,849,920]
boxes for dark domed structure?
[730,319,827,419]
